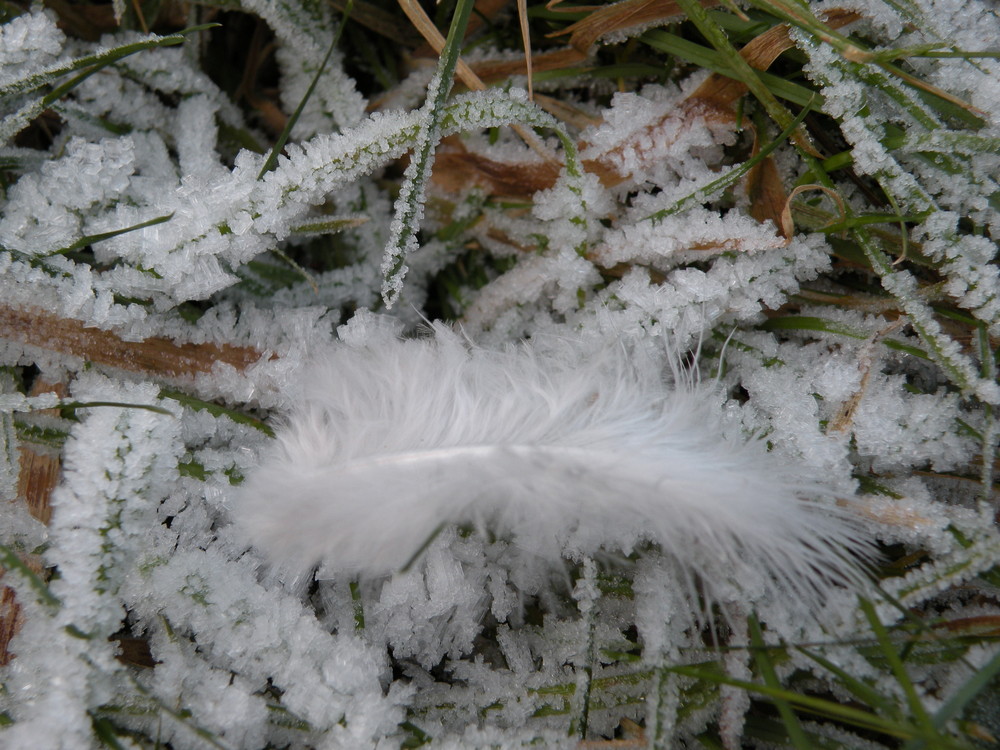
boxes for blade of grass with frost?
[261,91,562,219]
[639,29,821,108]
[380,0,476,308]
[238,322,872,616]
[926,645,1000,741]
[0,25,213,100]
[676,0,812,154]
[257,0,354,180]
[0,543,60,608]
[43,214,174,258]
[644,98,814,224]
[0,24,217,145]
[771,81,995,401]
[857,227,994,401]
[976,326,998,504]
[859,598,939,742]
[0,413,15,501]
[159,390,274,438]
[663,662,930,741]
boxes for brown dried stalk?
[0,305,266,379]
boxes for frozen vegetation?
[1,0,1000,746]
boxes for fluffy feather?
[238,320,870,609]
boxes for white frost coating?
[591,233,831,346]
[123,546,406,741]
[367,533,491,669]
[881,528,1000,610]
[851,372,975,472]
[579,84,734,186]
[0,10,64,82]
[0,86,550,309]
[880,267,1000,404]
[737,344,857,478]
[0,136,136,255]
[46,376,181,633]
[859,477,957,554]
[0,599,101,750]
[593,206,785,267]
[240,0,366,136]
[798,36,935,213]
[0,373,29,528]
[900,0,1000,119]
[144,636,269,749]
[462,245,602,334]
[2,377,180,749]
[532,170,610,249]
[275,42,366,138]
[174,95,224,179]
[913,212,1000,334]
[0,391,62,413]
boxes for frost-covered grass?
[1,0,1000,747]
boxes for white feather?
[237,320,870,610]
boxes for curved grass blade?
[160,389,274,437]
[928,645,1000,735]
[796,645,899,718]
[661,662,944,743]
[158,390,274,438]
[0,24,217,101]
[60,400,176,417]
[858,598,939,743]
[760,315,929,359]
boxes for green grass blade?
[257,0,354,179]
[976,325,998,504]
[759,315,930,359]
[930,644,1000,730]
[854,228,987,398]
[748,614,811,750]
[159,390,275,437]
[663,662,928,740]
[90,715,131,750]
[796,646,899,717]
[674,0,811,148]
[644,97,813,224]
[289,216,368,235]
[43,214,174,257]
[380,0,477,307]
[0,543,59,607]
[60,400,176,417]
[0,24,217,101]
[858,598,938,739]
[639,29,822,109]
[0,24,217,144]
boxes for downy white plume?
[238,317,871,611]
